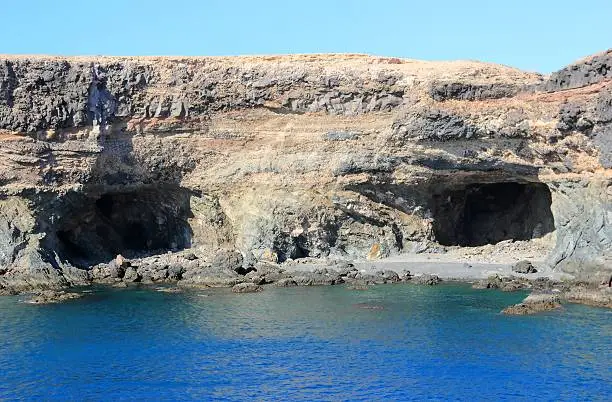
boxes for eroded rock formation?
[1,50,612,291]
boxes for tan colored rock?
[260,248,279,264]
[0,51,611,290]
[502,293,562,315]
[564,287,612,308]
[231,282,263,293]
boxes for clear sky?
[2,0,611,73]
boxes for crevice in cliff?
[429,181,555,246]
[54,185,194,268]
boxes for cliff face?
[1,51,611,290]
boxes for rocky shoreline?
[1,51,612,306]
[5,248,610,313]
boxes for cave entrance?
[430,181,554,247]
[56,186,193,268]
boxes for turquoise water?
[0,284,610,401]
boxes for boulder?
[122,266,141,283]
[249,275,267,285]
[291,273,336,286]
[248,263,289,284]
[139,266,169,283]
[232,282,263,293]
[275,278,298,287]
[512,260,537,274]
[179,265,243,288]
[167,264,185,280]
[400,270,412,281]
[376,270,401,283]
[211,250,244,272]
[333,262,357,277]
[413,274,442,286]
[183,252,198,261]
[91,255,131,281]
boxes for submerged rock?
[26,290,83,304]
[155,286,182,293]
[346,280,369,291]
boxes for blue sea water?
[0,283,610,401]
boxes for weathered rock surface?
[1,51,612,292]
[502,293,562,315]
[541,50,612,92]
[473,275,567,292]
[564,285,612,308]
[413,274,442,286]
[512,260,537,274]
[231,282,263,293]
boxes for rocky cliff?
[1,50,611,291]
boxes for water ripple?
[0,284,610,400]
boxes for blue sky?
[2,0,611,72]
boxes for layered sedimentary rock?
[1,50,611,291]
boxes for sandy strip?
[283,253,573,282]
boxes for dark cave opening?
[55,186,193,268]
[430,181,555,247]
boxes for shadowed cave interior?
[430,181,555,246]
[53,181,555,268]
[55,186,194,268]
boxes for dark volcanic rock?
[542,50,612,91]
[392,107,477,142]
[430,82,521,101]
